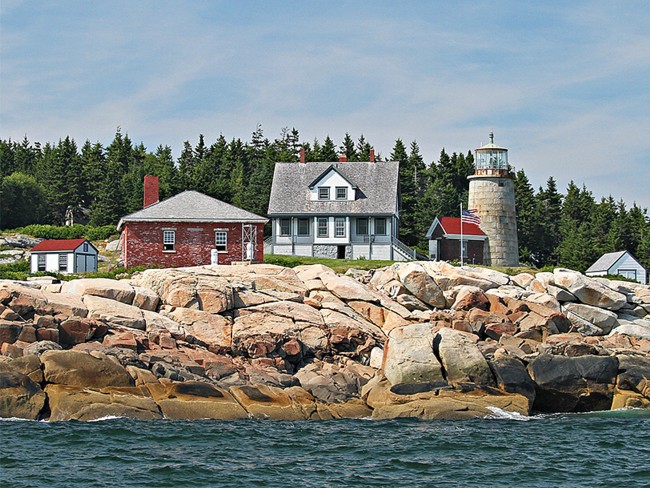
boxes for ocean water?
[2,410,650,487]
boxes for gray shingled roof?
[117,190,268,229]
[267,161,399,216]
[585,250,627,273]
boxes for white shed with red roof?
[30,239,98,274]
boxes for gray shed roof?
[585,250,628,273]
[267,161,400,216]
[117,190,268,229]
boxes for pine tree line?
[1,127,649,272]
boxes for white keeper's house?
[266,152,415,261]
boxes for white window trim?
[334,217,346,237]
[374,217,387,236]
[215,230,228,253]
[279,218,291,236]
[37,254,46,272]
[356,218,369,236]
[317,217,329,237]
[162,229,176,253]
[297,218,310,236]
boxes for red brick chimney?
[299,147,306,163]
[339,155,347,162]
[369,148,375,163]
[143,175,159,208]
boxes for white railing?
[391,237,416,260]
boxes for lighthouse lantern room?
[467,132,519,267]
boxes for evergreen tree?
[319,136,338,162]
[623,202,647,254]
[146,145,180,200]
[39,137,82,223]
[558,182,596,271]
[535,177,563,266]
[177,141,195,190]
[228,138,246,209]
[339,133,358,161]
[0,172,47,228]
[89,158,124,226]
[592,197,623,255]
[14,136,40,175]
[80,140,106,207]
[513,169,537,265]
[396,140,426,246]
[356,135,372,161]
[206,135,233,202]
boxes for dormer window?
[335,187,347,200]
[318,187,330,200]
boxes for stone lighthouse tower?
[467,132,519,266]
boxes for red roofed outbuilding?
[425,217,487,264]
[30,239,98,274]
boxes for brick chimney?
[299,147,306,163]
[143,175,159,208]
[339,154,347,163]
[369,148,375,163]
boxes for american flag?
[461,208,481,225]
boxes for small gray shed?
[585,250,647,284]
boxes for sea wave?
[87,415,128,422]
[485,406,542,421]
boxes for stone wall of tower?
[467,175,519,267]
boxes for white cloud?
[1,1,648,208]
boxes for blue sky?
[1,0,649,207]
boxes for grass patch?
[264,254,396,273]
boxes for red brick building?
[425,217,487,264]
[117,176,268,268]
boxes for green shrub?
[83,225,117,241]
[0,259,29,273]
[9,224,117,241]
[600,273,640,284]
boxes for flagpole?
[460,202,464,267]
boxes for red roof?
[31,238,88,252]
[438,217,486,236]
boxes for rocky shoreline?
[1,262,649,421]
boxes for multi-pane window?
[334,217,346,237]
[37,255,46,272]
[374,218,387,235]
[335,187,347,200]
[279,219,291,236]
[317,217,328,237]
[83,243,89,252]
[163,230,175,251]
[215,231,228,252]
[59,254,68,272]
[297,218,310,236]
[318,187,330,200]
[356,218,368,235]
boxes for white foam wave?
[485,407,537,421]
[87,415,126,422]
